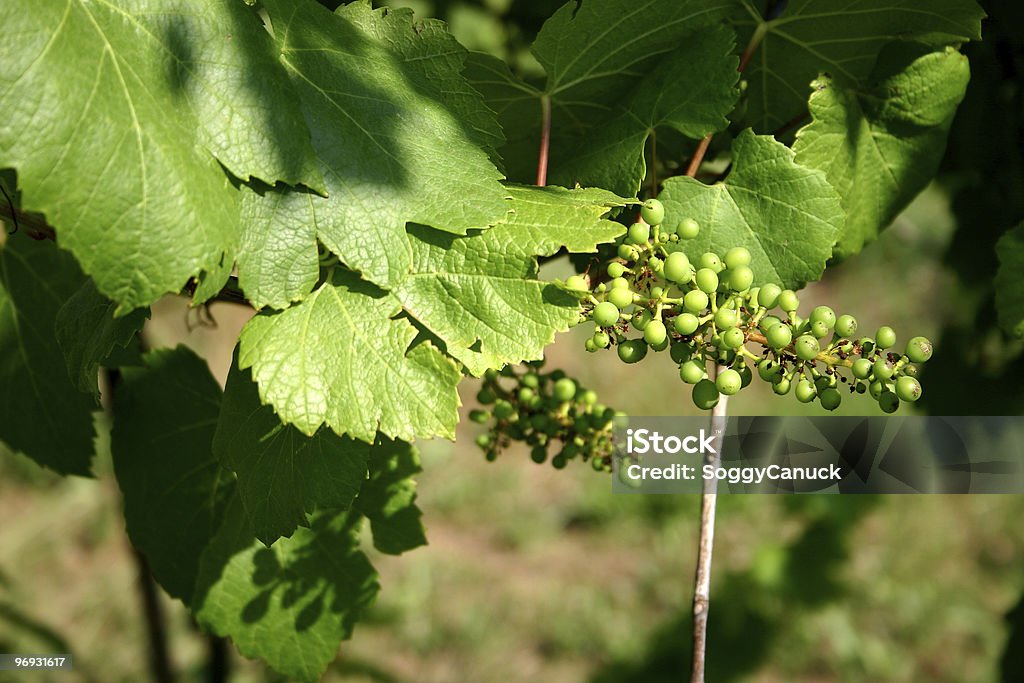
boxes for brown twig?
[691,364,728,683]
[536,94,552,187]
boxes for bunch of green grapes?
[564,199,932,413]
[471,362,618,471]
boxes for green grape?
[607,262,626,278]
[764,323,792,349]
[628,223,651,244]
[553,377,577,402]
[530,446,547,464]
[692,379,720,410]
[484,449,498,462]
[724,246,752,269]
[606,276,630,290]
[641,198,665,226]
[584,338,597,352]
[565,274,588,292]
[649,335,670,352]
[716,368,742,395]
[698,252,723,271]
[835,314,857,338]
[522,373,539,388]
[757,358,783,384]
[607,287,634,309]
[617,339,648,364]
[674,312,700,335]
[664,251,691,282]
[905,336,933,363]
[819,387,842,411]
[677,217,700,239]
[650,286,664,298]
[879,391,900,414]
[727,265,754,292]
[814,374,836,391]
[684,290,709,313]
[855,382,867,394]
[772,378,791,395]
[852,358,873,380]
[593,331,610,348]
[722,327,745,349]
[868,380,885,400]
[551,454,568,469]
[714,307,739,329]
[895,376,922,402]
[747,287,760,305]
[670,341,694,364]
[858,337,875,355]
[477,388,496,404]
[794,335,820,360]
[903,364,920,378]
[475,434,492,449]
[581,390,598,405]
[680,359,706,384]
[644,320,667,346]
[648,256,663,272]
[633,309,652,331]
[494,400,515,420]
[617,244,636,260]
[810,306,836,328]
[795,379,817,403]
[469,409,489,424]
[778,289,800,313]
[736,362,753,388]
[758,283,782,309]
[875,326,896,349]
[518,387,535,403]
[530,414,550,431]
[593,301,619,327]
[695,268,719,294]
[811,320,830,339]
[760,315,782,332]
[873,358,894,381]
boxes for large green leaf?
[467,0,734,184]
[55,280,149,396]
[551,25,740,195]
[0,0,324,309]
[239,272,461,441]
[395,185,627,375]
[111,347,234,602]
[354,440,426,555]
[193,501,378,683]
[730,0,983,132]
[996,223,1024,339]
[0,235,96,475]
[659,130,843,288]
[215,360,370,544]
[257,0,509,288]
[793,44,970,257]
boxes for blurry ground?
[2,187,1023,683]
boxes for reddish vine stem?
[691,364,727,683]
[0,203,56,241]
[536,94,552,187]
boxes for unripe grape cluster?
[471,361,619,471]
[565,199,933,413]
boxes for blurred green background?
[3,0,1024,681]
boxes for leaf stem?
[536,94,552,187]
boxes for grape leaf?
[214,360,370,544]
[395,185,627,375]
[236,183,321,310]
[193,501,377,683]
[467,0,734,183]
[0,0,325,309]
[111,347,234,602]
[55,280,149,396]
[257,0,509,288]
[0,235,96,475]
[659,130,843,288]
[793,44,970,257]
[551,24,740,195]
[996,223,1024,339]
[354,440,426,555]
[730,0,984,132]
[239,271,461,441]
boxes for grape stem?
[536,94,552,186]
[746,330,856,368]
[691,364,728,683]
